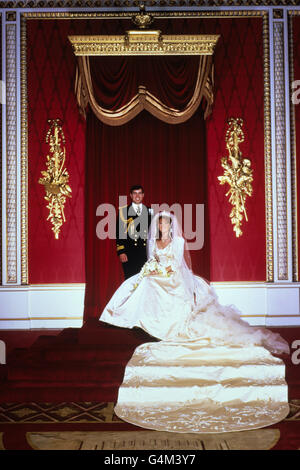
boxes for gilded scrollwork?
[218,118,253,238]
[38,120,72,240]
[1,0,298,8]
[68,33,220,56]
[19,9,272,283]
[132,2,154,29]
[6,23,18,283]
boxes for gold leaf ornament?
[218,118,253,238]
[131,3,154,30]
[38,119,72,239]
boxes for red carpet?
[0,323,299,450]
[0,323,299,403]
[0,321,157,402]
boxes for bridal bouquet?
[132,257,173,291]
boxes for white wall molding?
[0,284,85,329]
[0,282,299,329]
[212,282,300,327]
[1,7,300,329]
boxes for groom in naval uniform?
[116,185,153,280]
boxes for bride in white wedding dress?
[100,212,290,433]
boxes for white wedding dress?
[100,236,290,433]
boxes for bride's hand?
[149,270,159,275]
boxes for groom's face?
[130,189,144,205]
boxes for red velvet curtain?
[89,55,200,110]
[84,57,209,322]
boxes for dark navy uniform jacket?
[116,204,153,279]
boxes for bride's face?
[158,217,171,235]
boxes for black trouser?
[121,248,147,280]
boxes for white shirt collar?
[132,202,142,211]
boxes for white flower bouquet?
[132,257,173,291]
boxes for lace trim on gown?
[100,239,290,433]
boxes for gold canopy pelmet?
[71,32,219,125]
[75,55,213,125]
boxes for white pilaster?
[270,9,293,283]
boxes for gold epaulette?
[119,206,129,224]
[117,245,125,252]
[119,206,134,234]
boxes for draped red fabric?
[89,55,200,110]
[84,56,209,322]
[84,107,209,321]
[27,17,266,291]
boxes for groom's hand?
[119,254,128,263]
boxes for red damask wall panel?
[27,17,266,284]
[204,18,266,281]
[156,17,266,281]
[27,20,86,283]
[292,15,300,282]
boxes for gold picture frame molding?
[68,31,220,56]
[20,10,272,284]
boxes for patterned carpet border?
[0,402,122,424]
[25,429,282,451]
[0,400,299,424]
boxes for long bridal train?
[101,271,289,433]
[114,341,289,434]
[100,214,290,433]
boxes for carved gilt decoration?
[218,118,253,238]
[38,119,72,240]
